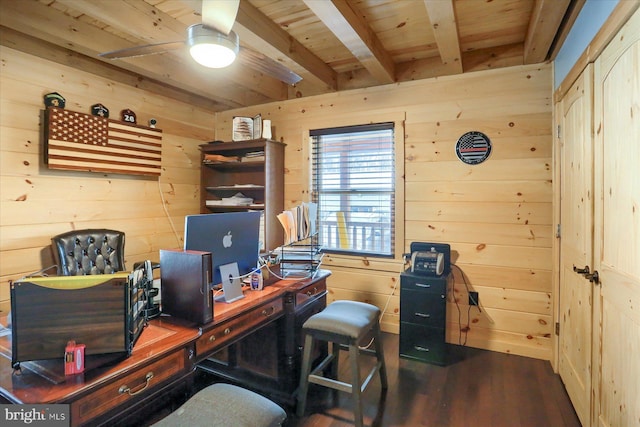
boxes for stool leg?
[296,333,314,417]
[330,342,340,378]
[330,342,340,403]
[373,322,388,390]
[349,343,364,427]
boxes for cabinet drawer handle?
[208,335,216,342]
[224,328,231,335]
[414,346,430,352]
[415,283,431,288]
[415,312,431,318]
[262,306,275,317]
[306,287,318,297]
[118,372,154,396]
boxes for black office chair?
[51,229,125,275]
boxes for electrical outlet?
[468,291,479,306]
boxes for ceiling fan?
[99,0,302,85]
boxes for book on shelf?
[240,151,266,162]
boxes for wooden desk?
[197,270,329,405]
[0,270,329,426]
[0,317,199,427]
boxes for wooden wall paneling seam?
[215,63,553,359]
[0,47,217,131]
[0,47,206,304]
[445,321,552,360]
[405,201,552,225]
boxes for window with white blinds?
[311,122,395,257]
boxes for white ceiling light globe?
[187,24,239,69]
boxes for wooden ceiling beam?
[0,0,270,108]
[423,0,463,74]
[233,0,337,91]
[53,0,287,101]
[303,0,395,84]
[523,0,572,64]
[56,0,186,42]
[547,0,586,61]
[0,26,222,112]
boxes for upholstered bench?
[152,383,286,427]
[296,300,388,427]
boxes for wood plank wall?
[215,63,553,360]
[0,47,213,310]
[0,44,553,360]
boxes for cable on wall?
[158,179,182,248]
[450,263,494,346]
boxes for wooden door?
[592,9,640,427]
[557,66,594,427]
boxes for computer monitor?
[184,211,261,287]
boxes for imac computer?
[184,211,261,293]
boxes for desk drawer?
[72,349,187,425]
[196,298,283,357]
[295,280,327,307]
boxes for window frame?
[310,122,397,258]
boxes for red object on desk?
[64,341,85,375]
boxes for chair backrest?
[51,229,125,275]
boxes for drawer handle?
[415,283,431,288]
[414,346,430,352]
[118,371,154,396]
[262,306,275,317]
[224,328,231,335]
[208,335,216,342]
[306,287,318,297]
[415,312,431,318]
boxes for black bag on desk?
[9,272,143,368]
[160,249,214,325]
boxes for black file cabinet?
[399,271,450,366]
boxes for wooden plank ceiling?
[0,0,579,112]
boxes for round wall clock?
[455,131,492,165]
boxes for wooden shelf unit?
[200,139,285,251]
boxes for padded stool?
[152,383,286,427]
[296,300,388,427]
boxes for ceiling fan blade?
[238,47,303,85]
[100,41,185,59]
[201,0,239,35]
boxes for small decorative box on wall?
[44,107,163,177]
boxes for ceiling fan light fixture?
[187,24,239,68]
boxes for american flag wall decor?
[45,107,162,177]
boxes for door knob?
[573,265,590,275]
[586,270,600,284]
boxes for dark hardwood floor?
[287,332,581,427]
